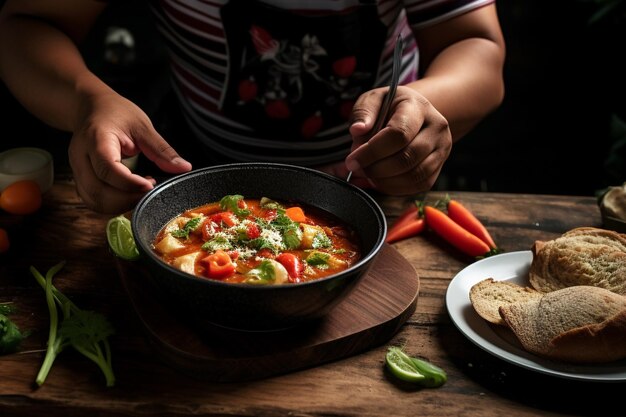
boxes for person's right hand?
[68,91,192,214]
[345,85,452,196]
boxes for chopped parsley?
[245,259,278,284]
[201,235,232,252]
[220,195,250,218]
[0,303,24,355]
[312,231,332,248]
[270,212,302,249]
[305,251,330,268]
[171,217,202,239]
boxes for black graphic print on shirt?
[220,0,386,141]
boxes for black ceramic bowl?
[131,163,387,331]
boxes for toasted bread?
[469,278,542,325]
[529,227,626,295]
[499,285,626,363]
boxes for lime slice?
[106,215,140,260]
[385,346,425,383]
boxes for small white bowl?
[0,147,54,193]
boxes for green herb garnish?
[171,217,202,239]
[0,309,24,355]
[305,251,330,268]
[245,259,277,284]
[220,195,250,218]
[0,302,16,315]
[201,235,232,252]
[312,231,332,248]
[271,212,302,249]
[30,261,115,387]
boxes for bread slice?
[499,285,626,363]
[469,278,542,325]
[529,227,626,295]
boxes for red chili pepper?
[423,205,491,258]
[446,199,498,249]
[201,250,236,279]
[385,203,424,243]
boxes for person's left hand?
[344,85,453,195]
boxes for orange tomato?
[0,228,9,253]
[0,180,42,215]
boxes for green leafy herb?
[171,217,202,239]
[245,259,277,284]
[271,213,302,249]
[305,251,330,268]
[249,237,277,252]
[0,312,24,354]
[201,235,232,252]
[0,302,16,315]
[30,261,116,387]
[282,228,301,250]
[312,231,332,249]
[220,195,250,218]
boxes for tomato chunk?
[211,212,238,228]
[276,252,303,283]
[246,222,261,239]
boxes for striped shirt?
[148,0,494,165]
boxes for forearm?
[0,14,112,132]
[409,36,505,141]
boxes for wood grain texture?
[2,180,625,417]
[115,244,419,382]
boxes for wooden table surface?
[1,174,623,417]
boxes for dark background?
[1,0,625,197]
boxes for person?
[0,0,505,214]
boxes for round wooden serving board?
[114,244,419,382]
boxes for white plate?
[445,250,626,382]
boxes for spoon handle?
[346,34,404,182]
